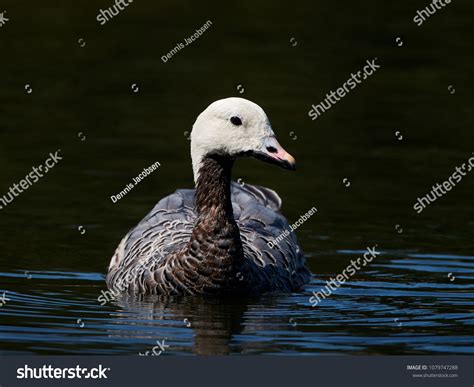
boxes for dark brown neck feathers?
[179,155,244,293]
[195,155,234,218]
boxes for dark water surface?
[0,0,473,355]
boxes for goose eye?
[230,116,242,126]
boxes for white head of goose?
[107,97,311,296]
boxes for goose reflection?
[107,294,251,355]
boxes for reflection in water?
[110,295,250,355]
[0,252,473,356]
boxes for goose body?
[106,98,311,295]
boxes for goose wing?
[108,182,310,291]
[230,183,311,289]
[107,189,196,285]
